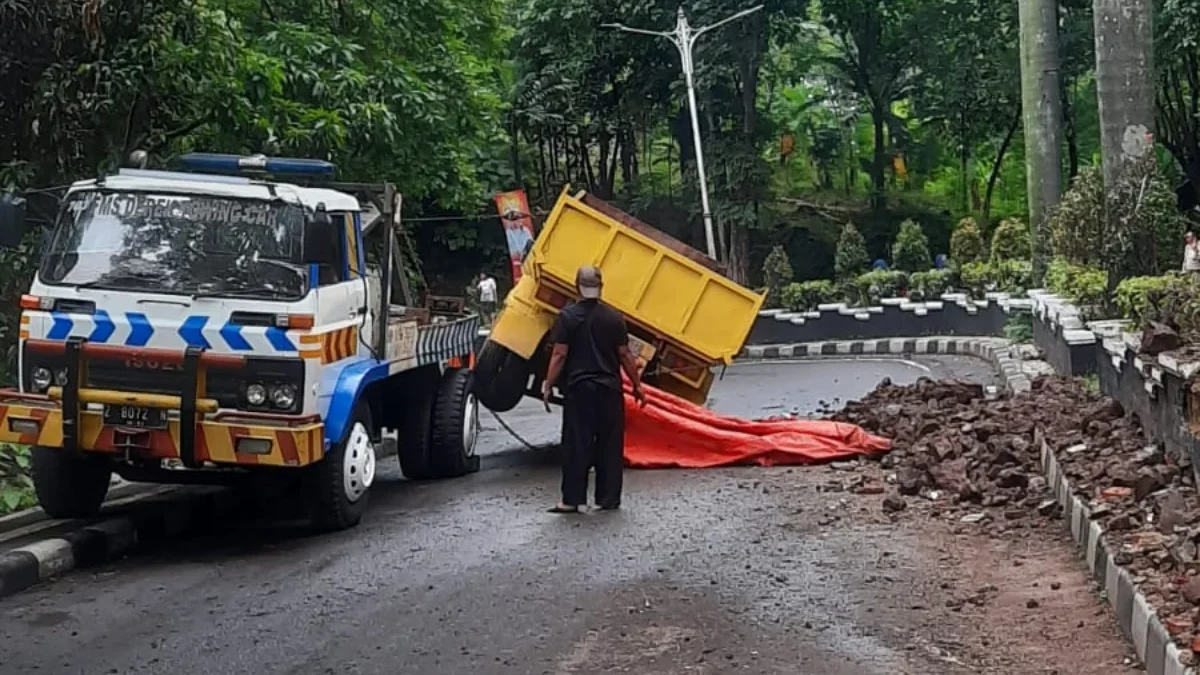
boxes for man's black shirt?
[550,299,628,392]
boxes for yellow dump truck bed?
[532,188,764,365]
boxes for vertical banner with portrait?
[493,190,536,284]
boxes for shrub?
[910,269,953,301]
[1114,275,1174,328]
[834,222,870,281]
[1105,153,1188,278]
[891,219,932,273]
[761,245,793,308]
[959,260,1033,299]
[0,444,34,515]
[852,270,909,305]
[1004,313,1033,344]
[781,280,840,312]
[949,217,985,265]
[1155,274,1200,337]
[1047,166,1105,267]
[990,218,1031,263]
[1045,258,1108,313]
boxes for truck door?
[311,211,371,362]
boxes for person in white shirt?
[1184,232,1200,273]
[477,273,498,323]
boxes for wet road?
[0,357,1131,674]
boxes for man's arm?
[542,313,570,405]
[614,317,645,403]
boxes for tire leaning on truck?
[30,447,112,519]
[472,341,529,413]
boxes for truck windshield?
[38,190,308,299]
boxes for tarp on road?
[621,380,891,469]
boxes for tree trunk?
[870,104,887,211]
[1061,82,1080,179]
[1094,0,1155,190]
[983,109,1022,225]
[1094,0,1155,288]
[1018,0,1065,285]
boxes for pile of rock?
[831,374,1200,656]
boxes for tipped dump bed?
[532,188,764,364]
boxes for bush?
[0,444,34,515]
[852,270,909,305]
[1045,258,1108,313]
[1105,153,1188,278]
[761,245,793,308]
[990,218,1031,263]
[891,219,932,272]
[1047,166,1105,267]
[834,222,870,281]
[1114,275,1175,328]
[1004,313,1033,344]
[781,280,840,312]
[949,217,985,265]
[1155,274,1200,337]
[958,260,1033,299]
[910,269,953,301]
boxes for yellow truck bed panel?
[534,190,764,362]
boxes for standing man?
[476,272,498,324]
[1184,232,1200,273]
[542,265,645,514]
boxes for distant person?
[1185,232,1200,273]
[935,254,947,270]
[542,265,645,514]
[476,272,498,323]
[872,258,888,271]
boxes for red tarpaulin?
[621,380,891,469]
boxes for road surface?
[0,357,1133,674]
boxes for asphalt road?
[0,357,1132,675]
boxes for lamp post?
[602,5,763,262]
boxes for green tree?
[990,218,1032,262]
[762,245,794,306]
[835,222,870,280]
[891,219,932,272]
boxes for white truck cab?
[0,153,481,530]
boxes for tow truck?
[0,153,481,530]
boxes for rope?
[487,409,547,452]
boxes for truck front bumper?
[6,338,325,469]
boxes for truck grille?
[85,361,242,408]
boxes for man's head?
[1188,232,1196,246]
[576,265,602,300]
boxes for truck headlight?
[245,383,268,407]
[31,367,52,392]
[270,384,297,410]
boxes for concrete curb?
[0,480,162,537]
[1037,433,1193,675]
[0,488,239,600]
[738,336,1032,394]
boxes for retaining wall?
[746,293,1030,345]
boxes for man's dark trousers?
[561,381,625,508]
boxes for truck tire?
[308,403,375,531]
[473,341,528,413]
[431,368,481,478]
[398,386,435,480]
[30,447,112,519]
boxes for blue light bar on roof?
[176,153,337,178]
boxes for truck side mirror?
[0,193,27,249]
[303,204,339,266]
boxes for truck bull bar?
[6,338,321,469]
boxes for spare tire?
[472,340,529,413]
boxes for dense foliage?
[890,219,932,272]
[834,222,870,280]
[949,218,985,265]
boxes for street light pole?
[603,4,764,262]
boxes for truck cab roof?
[68,169,362,213]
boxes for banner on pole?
[494,189,536,284]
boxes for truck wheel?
[398,384,436,480]
[309,404,375,531]
[30,447,112,519]
[431,368,481,478]
[473,341,528,413]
